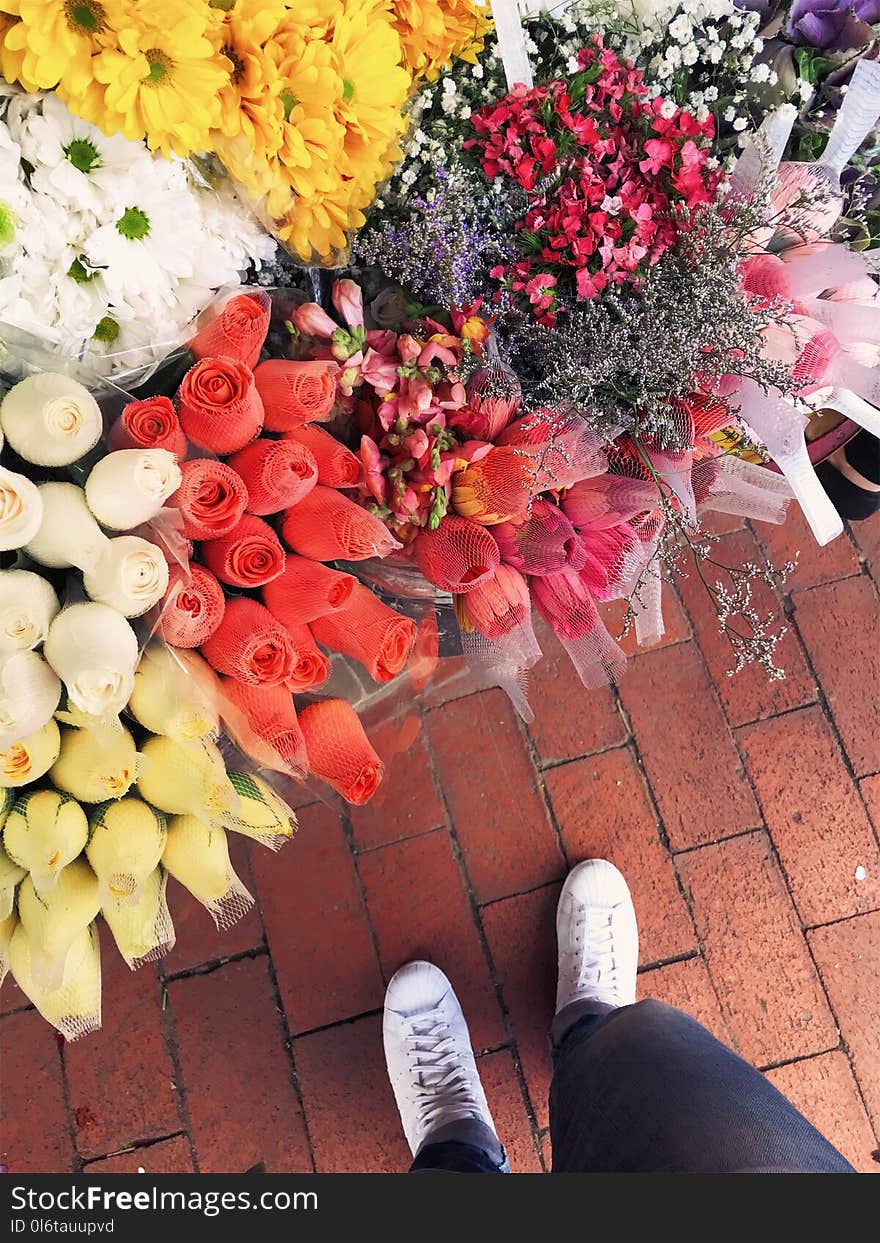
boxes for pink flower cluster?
[467,37,722,324]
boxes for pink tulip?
[292,302,339,340]
[491,499,580,577]
[332,279,364,330]
[455,564,532,640]
[531,567,598,640]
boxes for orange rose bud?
[178,356,264,455]
[298,699,384,806]
[189,292,271,369]
[254,359,338,431]
[309,584,415,683]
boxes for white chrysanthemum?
[16,95,151,217]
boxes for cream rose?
[0,372,103,466]
[43,602,138,720]
[23,482,109,571]
[0,651,62,748]
[85,449,182,531]
[0,464,43,552]
[83,535,170,618]
[0,570,60,652]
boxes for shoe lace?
[404,1008,482,1134]
[571,906,620,995]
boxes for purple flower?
[786,0,880,51]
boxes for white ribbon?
[491,0,534,89]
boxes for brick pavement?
[2,512,878,1174]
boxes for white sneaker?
[556,859,639,1015]
[383,960,499,1156]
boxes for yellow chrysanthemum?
[392,0,491,81]
[63,1,231,158]
[212,1,288,171]
[1,0,119,95]
[0,14,30,92]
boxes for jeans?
[410,1000,853,1174]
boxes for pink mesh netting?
[178,357,265,456]
[281,486,401,560]
[532,567,627,688]
[228,438,318,515]
[298,699,384,806]
[283,424,362,488]
[254,359,339,431]
[491,499,583,576]
[201,514,286,589]
[189,291,271,369]
[157,565,226,649]
[496,408,607,490]
[454,565,542,715]
[563,475,660,530]
[219,678,308,777]
[169,459,249,541]
[201,598,295,687]
[310,583,416,682]
[262,555,356,628]
[579,523,642,602]
[413,516,501,593]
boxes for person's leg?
[549,860,853,1173]
[384,961,510,1173]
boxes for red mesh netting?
[496,409,607,490]
[254,359,339,431]
[169,459,249,541]
[109,396,187,457]
[451,447,535,525]
[453,563,530,639]
[491,499,582,576]
[283,425,361,488]
[262,555,356,628]
[310,583,416,683]
[157,565,226,648]
[298,699,384,806]
[563,475,659,530]
[178,356,264,455]
[282,622,330,691]
[531,568,627,689]
[219,678,308,777]
[281,486,401,561]
[413,516,500,593]
[201,598,294,686]
[189,292,271,369]
[201,514,286,589]
[228,438,318,515]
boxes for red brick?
[809,911,880,1133]
[740,708,880,926]
[528,622,627,765]
[170,957,312,1173]
[65,951,181,1160]
[0,1008,73,1173]
[251,802,382,1035]
[482,884,560,1128]
[698,510,746,537]
[540,1129,552,1172]
[544,748,696,966]
[426,689,565,903]
[477,1049,542,1173]
[851,510,880,582]
[84,1136,194,1174]
[638,956,732,1048]
[162,834,263,974]
[676,527,815,725]
[619,642,759,849]
[358,829,504,1050]
[860,774,880,831]
[350,717,445,849]
[677,832,837,1066]
[600,583,691,658]
[794,576,880,777]
[754,506,860,592]
[294,1014,411,1173]
[766,1052,879,1173]
[0,973,29,1016]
